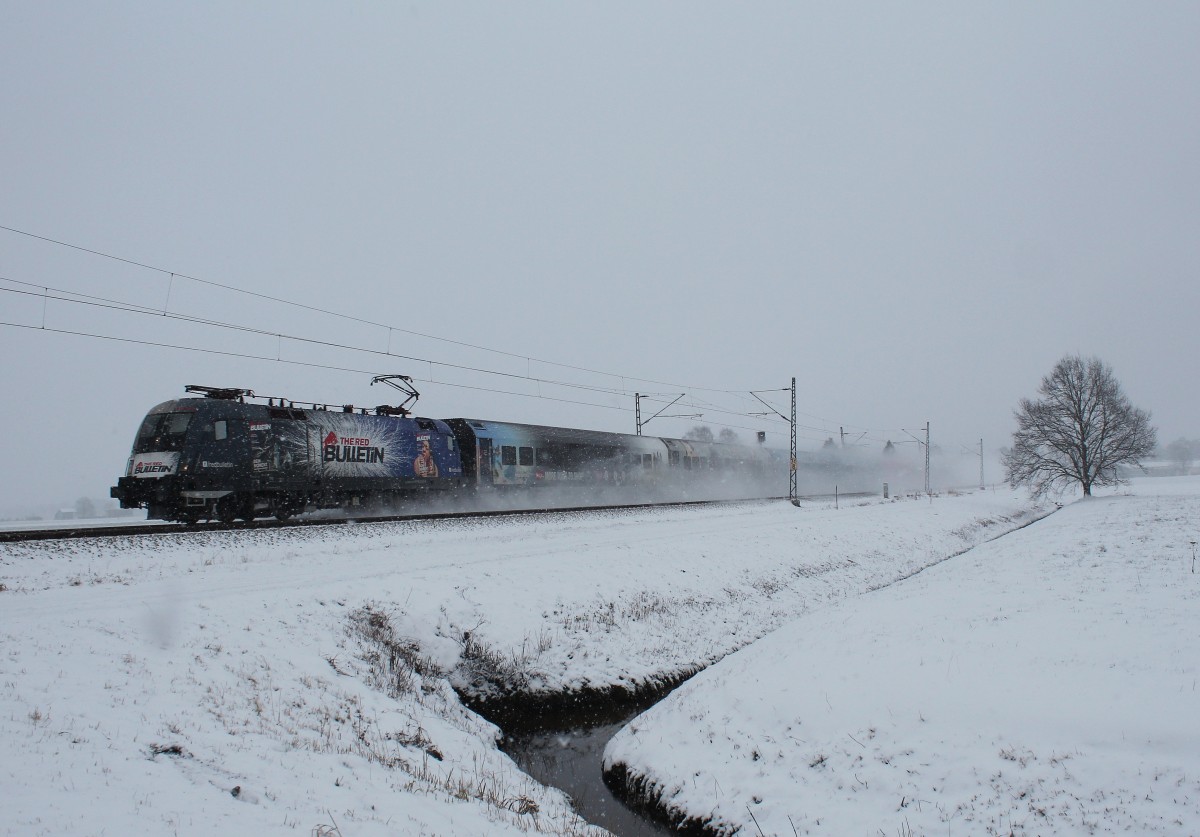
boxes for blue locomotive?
[111,383,780,523]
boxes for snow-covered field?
[1,481,1189,835]
[606,478,1200,835]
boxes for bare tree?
[1002,355,1156,497]
[1163,438,1196,475]
[75,496,96,519]
[683,426,714,443]
[717,428,740,444]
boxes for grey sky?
[2,2,1197,512]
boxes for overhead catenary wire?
[0,224,771,397]
[0,285,923,445]
[0,225,958,446]
[0,319,631,414]
[0,276,808,436]
[1,318,808,441]
[1,280,830,440]
[5,286,795,434]
[0,281,636,399]
[0,311,920,446]
[2,284,854,443]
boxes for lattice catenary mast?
[790,377,798,503]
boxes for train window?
[165,413,191,435]
[447,436,455,450]
[536,448,555,467]
[669,450,681,466]
[501,445,517,466]
[642,453,653,470]
[213,420,228,441]
[519,447,534,466]
[134,412,193,453]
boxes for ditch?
[472,685,687,837]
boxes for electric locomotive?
[111,384,463,523]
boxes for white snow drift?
[3,482,1189,835]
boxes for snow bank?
[0,490,1040,834]
[604,479,1200,835]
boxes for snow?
[2,481,1190,835]
[604,477,1200,835]
[0,513,153,533]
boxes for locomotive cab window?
[213,420,228,441]
[519,447,534,466]
[134,412,193,453]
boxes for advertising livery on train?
[112,383,781,523]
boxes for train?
[111,383,785,523]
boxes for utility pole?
[790,377,798,503]
[925,421,931,495]
[903,422,932,496]
[747,381,798,503]
[962,438,986,491]
[635,393,642,436]
[979,438,985,490]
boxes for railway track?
[0,496,805,544]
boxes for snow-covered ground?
[605,477,1200,835]
[6,481,1185,835]
[0,513,152,533]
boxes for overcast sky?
[2,2,1197,513]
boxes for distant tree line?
[683,426,741,444]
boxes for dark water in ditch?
[497,693,678,837]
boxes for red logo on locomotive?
[321,429,385,464]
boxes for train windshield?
[133,412,194,453]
